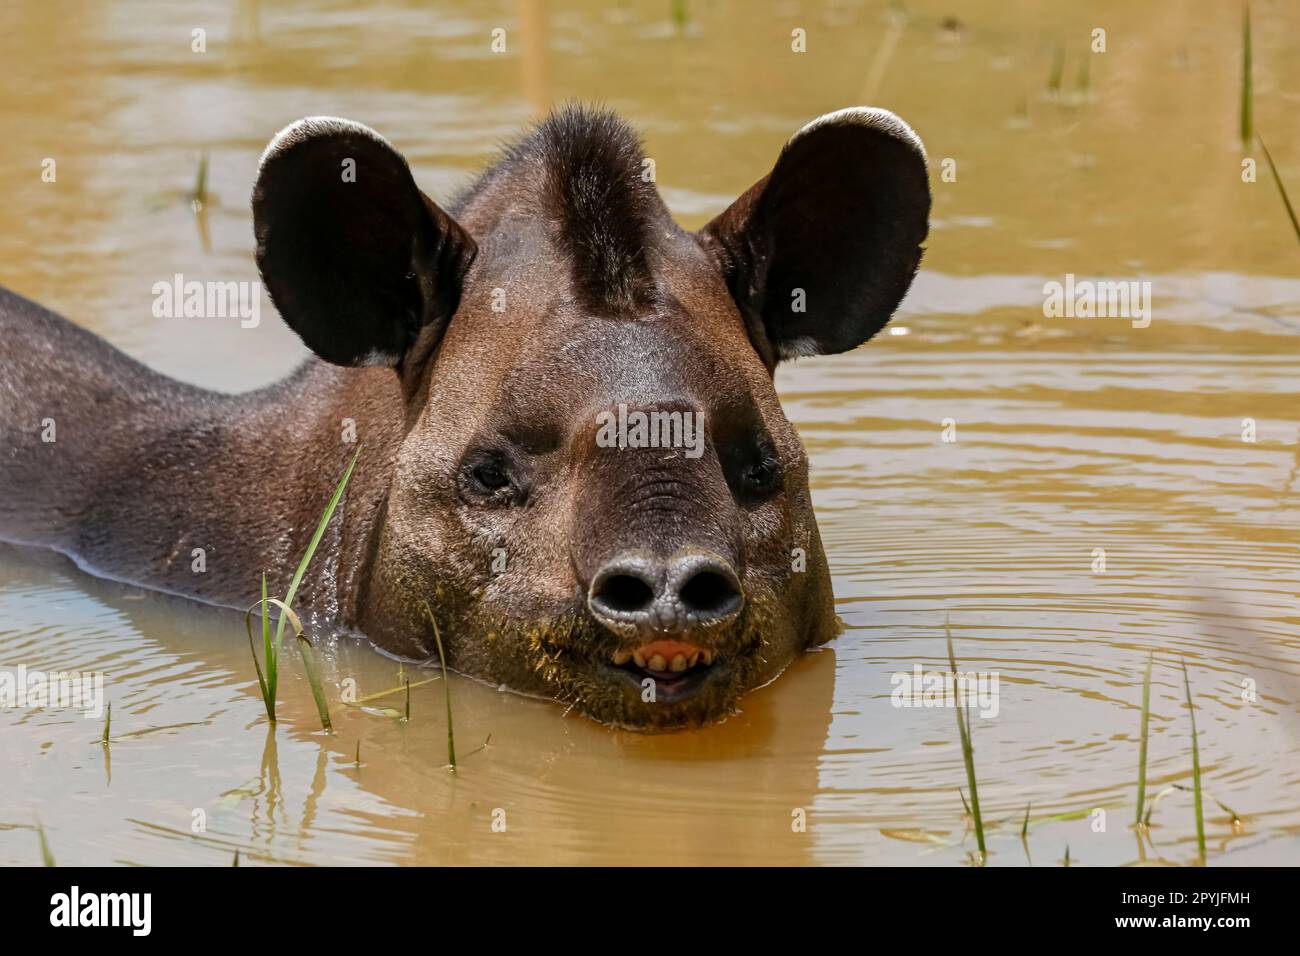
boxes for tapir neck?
[0,287,405,624]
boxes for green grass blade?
[1214,797,1242,825]
[193,152,209,206]
[1136,652,1152,826]
[1047,43,1065,97]
[264,598,302,638]
[1182,660,1206,861]
[101,701,111,745]
[420,599,457,771]
[344,676,440,707]
[253,446,359,730]
[264,573,278,712]
[36,819,54,866]
[296,635,332,732]
[1260,137,1300,246]
[1032,805,1110,825]
[258,594,328,731]
[1240,3,1252,146]
[1145,784,1176,827]
[273,446,361,653]
[189,152,208,212]
[1021,802,1031,838]
[244,584,274,722]
[946,622,985,856]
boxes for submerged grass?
[420,599,458,771]
[1240,3,1252,146]
[191,152,209,212]
[1046,43,1065,99]
[346,676,440,707]
[946,623,985,858]
[191,152,211,252]
[671,0,687,31]
[906,648,1227,864]
[1240,2,1300,248]
[1214,795,1242,826]
[297,633,332,732]
[1260,138,1300,246]
[1144,785,1173,828]
[36,819,54,866]
[1182,660,1206,861]
[1133,656,1219,862]
[1136,652,1152,826]
[245,446,360,730]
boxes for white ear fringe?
[258,116,395,172]
[789,106,927,166]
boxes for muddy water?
[2,0,1299,865]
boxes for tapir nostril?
[588,550,743,634]
[677,567,743,619]
[591,571,656,615]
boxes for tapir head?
[252,105,929,731]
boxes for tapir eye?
[742,453,780,496]
[459,450,517,502]
[471,461,509,490]
[720,428,783,505]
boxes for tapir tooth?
[701,649,714,665]
[648,653,667,672]
[612,649,631,665]
[670,654,688,672]
[633,650,647,668]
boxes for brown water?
[2,0,1298,866]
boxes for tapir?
[0,105,929,731]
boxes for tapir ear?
[698,107,930,365]
[252,117,476,368]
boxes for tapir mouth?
[605,638,723,702]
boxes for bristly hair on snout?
[464,104,664,314]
